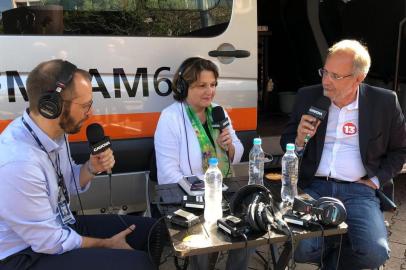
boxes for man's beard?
[59,106,87,134]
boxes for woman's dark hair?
[172,57,219,101]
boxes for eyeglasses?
[318,68,353,80]
[63,99,93,113]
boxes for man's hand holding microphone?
[87,148,115,177]
[296,115,321,148]
[85,123,115,177]
[295,96,331,149]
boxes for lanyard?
[21,116,70,203]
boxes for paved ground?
[159,173,406,269]
[384,173,406,270]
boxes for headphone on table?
[292,196,347,226]
[230,185,287,233]
[38,60,77,119]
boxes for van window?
[0,0,232,37]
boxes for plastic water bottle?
[281,143,298,204]
[204,157,223,224]
[248,138,265,185]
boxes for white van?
[5,0,404,213]
[0,0,258,213]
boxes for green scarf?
[186,104,233,177]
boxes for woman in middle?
[154,57,253,270]
[154,57,243,184]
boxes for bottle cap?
[253,138,262,145]
[208,157,218,165]
[286,143,295,151]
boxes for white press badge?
[57,183,75,225]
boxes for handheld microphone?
[86,123,112,175]
[304,96,331,143]
[212,106,231,157]
[212,106,230,132]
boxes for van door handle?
[208,50,250,58]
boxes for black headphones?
[38,61,77,119]
[175,57,202,101]
[176,65,189,101]
[312,197,346,226]
[292,196,347,226]
[230,185,279,233]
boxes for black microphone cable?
[108,173,113,214]
[64,134,89,234]
[335,234,343,270]
[286,224,296,270]
[147,215,167,269]
[272,208,296,270]
[239,231,249,265]
[181,102,193,175]
[309,221,325,270]
[225,153,231,178]
[267,224,272,270]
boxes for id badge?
[57,189,75,225]
[58,200,75,225]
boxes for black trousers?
[0,215,158,270]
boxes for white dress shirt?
[316,90,379,187]
[154,102,244,184]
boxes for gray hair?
[327,39,371,76]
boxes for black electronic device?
[230,184,289,235]
[376,189,397,212]
[182,195,205,209]
[38,60,77,119]
[167,209,201,228]
[178,175,228,196]
[292,197,347,226]
[217,215,249,238]
[282,212,312,228]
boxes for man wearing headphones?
[281,40,406,269]
[0,60,156,270]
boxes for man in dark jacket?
[281,39,406,269]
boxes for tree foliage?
[1,0,231,36]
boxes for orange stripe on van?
[0,120,12,133]
[0,107,256,142]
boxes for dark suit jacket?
[280,84,406,199]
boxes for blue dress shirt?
[0,110,89,260]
